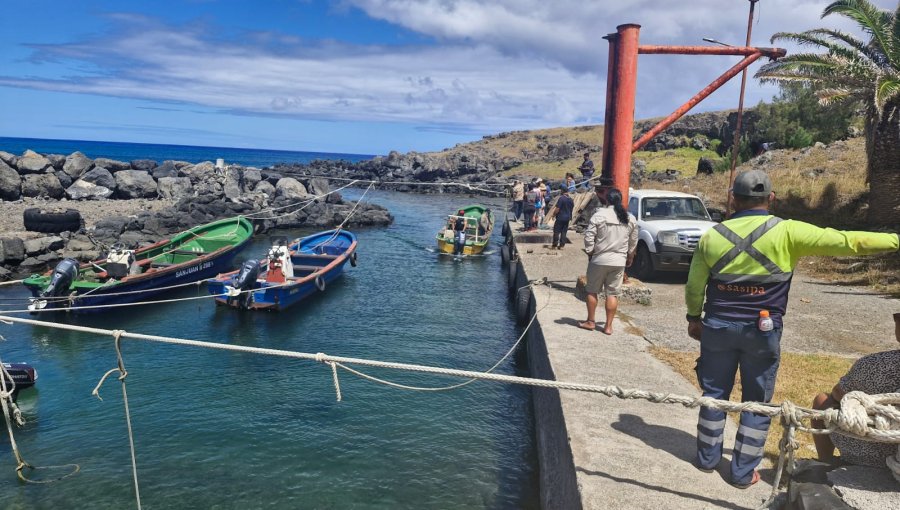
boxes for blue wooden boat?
[207,229,358,311]
[23,217,254,314]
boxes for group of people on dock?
[518,167,900,489]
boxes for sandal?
[578,321,596,331]
[731,470,760,489]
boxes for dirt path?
[620,267,898,356]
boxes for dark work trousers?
[695,316,781,485]
[552,219,570,247]
[523,207,535,230]
[513,200,524,221]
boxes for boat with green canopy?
[435,205,495,255]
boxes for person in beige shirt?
[511,180,525,221]
[581,187,638,334]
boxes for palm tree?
[756,0,900,225]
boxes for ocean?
[0,137,375,169]
[0,138,537,509]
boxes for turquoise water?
[0,137,375,168]
[0,191,536,509]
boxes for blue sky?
[1,0,894,155]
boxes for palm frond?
[874,74,900,110]
[892,4,900,65]
[806,28,890,66]
[816,87,864,106]
[822,0,894,58]
[771,30,867,62]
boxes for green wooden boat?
[436,205,495,255]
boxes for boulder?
[275,177,308,200]
[55,170,73,189]
[262,171,282,185]
[0,237,26,263]
[81,166,117,190]
[157,177,193,200]
[253,180,275,197]
[115,170,158,199]
[130,159,157,171]
[93,215,129,237]
[24,236,65,256]
[193,179,223,197]
[63,152,94,179]
[0,160,21,200]
[697,157,715,176]
[21,173,64,198]
[93,157,131,172]
[223,170,244,200]
[0,151,17,168]
[16,151,52,174]
[244,168,262,189]
[179,161,217,183]
[66,179,114,200]
[46,154,66,170]
[306,177,331,197]
[152,161,178,179]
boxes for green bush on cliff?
[755,84,859,149]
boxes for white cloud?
[4,1,896,136]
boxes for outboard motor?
[29,258,79,312]
[225,259,261,308]
[1,362,38,403]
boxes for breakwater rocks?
[0,150,392,278]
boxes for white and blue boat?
[207,229,358,311]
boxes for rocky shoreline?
[0,150,393,279]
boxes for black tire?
[500,245,510,265]
[501,221,510,238]
[515,287,531,325]
[630,243,656,281]
[23,208,82,233]
[507,261,518,292]
[315,275,326,291]
[349,251,358,267]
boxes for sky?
[1,0,895,155]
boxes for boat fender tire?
[501,221,510,238]
[349,251,358,267]
[500,245,510,265]
[23,208,82,233]
[315,275,326,291]
[515,287,531,325]
[507,261,518,292]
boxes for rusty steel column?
[600,33,618,184]
[608,24,640,203]
[727,0,759,216]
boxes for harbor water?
[0,190,538,509]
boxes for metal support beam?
[600,33,618,184]
[607,24,640,204]
[638,45,785,58]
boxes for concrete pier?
[505,220,774,509]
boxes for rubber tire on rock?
[315,275,326,291]
[349,251,358,267]
[630,243,656,281]
[500,245,510,265]
[515,287,531,325]
[507,261,518,292]
[23,208,82,234]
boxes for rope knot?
[779,400,804,428]
[836,391,875,437]
[315,352,326,363]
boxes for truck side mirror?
[708,209,724,222]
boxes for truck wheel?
[631,243,656,281]
[23,208,82,233]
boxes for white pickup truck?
[626,189,721,279]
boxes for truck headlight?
[658,231,679,247]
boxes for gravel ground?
[620,268,899,356]
[0,197,175,238]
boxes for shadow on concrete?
[574,466,751,510]
[554,316,607,331]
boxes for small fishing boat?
[23,217,254,313]
[206,229,357,311]
[1,362,38,403]
[435,205,494,255]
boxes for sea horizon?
[0,136,377,169]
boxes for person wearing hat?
[684,170,899,489]
[551,184,575,249]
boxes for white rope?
[276,172,507,195]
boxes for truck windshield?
[641,198,710,221]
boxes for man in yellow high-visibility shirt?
[685,169,899,488]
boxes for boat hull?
[436,205,494,256]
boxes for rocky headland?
[0,150,392,278]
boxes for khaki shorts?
[585,264,624,296]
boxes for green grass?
[633,147,723,173]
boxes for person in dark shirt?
[551,185,575,249]
[523,184,538,231]
[452,209,468,254]
[578,153,594,189]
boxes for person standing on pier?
[578,153,595,189]
[511,180,525,221]
[685,170,899,488]
[551,185,574,249]
[581,186,637,334]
